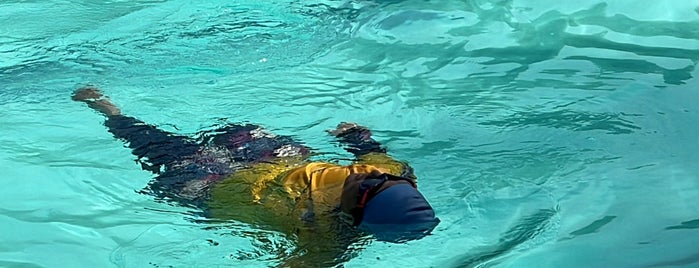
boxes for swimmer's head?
[341,172,439,242]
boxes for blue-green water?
[1,0,698,267]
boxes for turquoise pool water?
[2,0,698,267]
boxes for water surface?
[1,0,698,267]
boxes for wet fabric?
[105,115,200,171]
[104,115,309,206]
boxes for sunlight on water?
[1,0,698,267]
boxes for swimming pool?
[1,0,698,267]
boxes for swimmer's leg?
[203,124,311,162]
[73,86,200,172]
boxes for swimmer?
[72,86,439,267]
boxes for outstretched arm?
[329,122,416,179]
[72,86,200,172]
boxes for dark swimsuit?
[105,115,308,207]
[104,115,382,209]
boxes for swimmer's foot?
[72,85,104,102]
[72,85,122,116]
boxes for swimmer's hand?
[301,209,316,223]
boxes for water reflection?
[449,208,558,267]
[480,109,642,134]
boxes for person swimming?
[72,86,439,267]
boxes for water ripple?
[479,109,642,134]
[1,1,698,267]
[449,208,559,268]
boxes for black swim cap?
[359,184,440,242]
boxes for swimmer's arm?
[328,123,416,179]
[280,212,361,268]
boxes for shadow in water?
[449,208,557,268]
[559,215,616,241]
[479,109,642,134]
